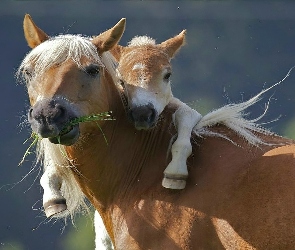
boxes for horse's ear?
[110,45,124,61]
[92,18,126,54]
[159,30,186,58]
[23,14,49,49]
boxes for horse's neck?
[67,79,177,208]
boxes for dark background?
[1,1,295,249]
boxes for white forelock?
[17,34,103,81]
[128,36,156,47]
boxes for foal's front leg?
[40,165,67,218]
[162,98,202,189]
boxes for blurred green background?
[1,1,295,249]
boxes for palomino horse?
[19,15,295,249]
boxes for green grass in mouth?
[19,111,114,166]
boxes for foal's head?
[115,31,186,130]
[18,14,125,145]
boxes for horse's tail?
[193,66,294,146]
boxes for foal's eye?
[163,72,172,81]
[85,64,100,77]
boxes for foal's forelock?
[127,36,156,47]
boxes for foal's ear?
[23,14,49,49]
[159,30,186,58]
[92,18,126,54]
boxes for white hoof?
[162,176,187,189]
[43,198,67,218]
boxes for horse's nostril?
[28,99,73,137]
[53,104,66,120]
[28,108,33,118]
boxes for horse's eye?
[85,64,100,77]
[23,68,33,81]
[24,69,32,77]
[164,72,171,81]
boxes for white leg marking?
[40,164,66,217]
[40,166,63,202]
[95,210,114,250]
[162,98,202,189]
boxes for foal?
[113,33,202,189]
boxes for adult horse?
[19,15,295,249]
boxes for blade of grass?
[19,132,40,166]
[19,112,115,166]
[60,111,114,134]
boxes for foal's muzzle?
[128,103,158,130]
[28,98,79,145]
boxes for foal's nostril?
[128,105,158,129]
[142,108,155,123]
[148,108,156,123]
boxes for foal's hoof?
[43,198,67,218]
[162,175,186,190]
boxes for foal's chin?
[134,121,157,130]
[47,125,80,146]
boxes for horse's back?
[182,129,295,248]
[114,127,295,249]
[221,143,295,249]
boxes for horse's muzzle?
[128,103,158,130]
[28,98,80,145]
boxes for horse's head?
[19,14,125,145]
[115,31,186,130]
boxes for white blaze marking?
[132,63,145,71]
[131,88,165,115]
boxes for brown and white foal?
[113,32,202,190]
